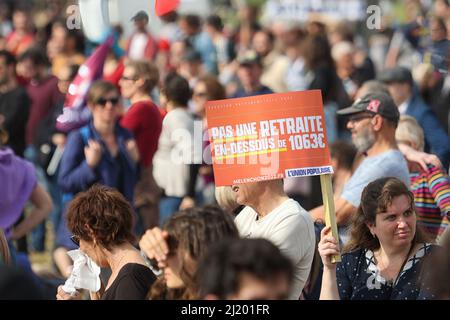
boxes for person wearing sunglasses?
[55,80,140,278]
[119,60,163,232]
[56,185,156,300]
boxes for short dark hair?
[0,50,16,66]
[198,238,294,299]
[182,14,202,30]
[163,72,191,106]
[67,184,135,251]
[206,15,223,31]
[18,47,50,67]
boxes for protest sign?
[206,90,341,261]
[205,90,333,186]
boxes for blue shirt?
[341,150,410,207]
[336,244,436,300]
[58,120,138,203]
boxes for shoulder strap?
[79,125,91,145]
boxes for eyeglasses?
[120,75,138,82]
[347,113,375,123]
[193,91,208,98]
[96,97,120,107]
[70,235,80,247]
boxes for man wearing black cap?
[232,50,273,98]
[126,10,158,61]
[178,49,204,88]
[310,92,410,241]
[378,66,450,168]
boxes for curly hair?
[66,184,135,251]
[345,177,427,253]
[148,206,239,300]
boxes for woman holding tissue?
[56,185,155,300]
[318,177,436,300]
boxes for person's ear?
[371,114,383,131]
[365,222,376,237]
[136,77,145,88]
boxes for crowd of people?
[0,0,450,300]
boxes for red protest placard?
[205,90,333,186]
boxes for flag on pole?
[56,36,114,132]
[155,0,180,17]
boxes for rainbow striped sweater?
[410,164,450,241]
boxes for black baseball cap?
[131,10,149,22]
[337,92,400,124]
[377,67,413,85]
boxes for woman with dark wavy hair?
[318,177,436,300]
[56,185,155,300]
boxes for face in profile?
[79,239,108,268]
[231,182,261,206]
[163,246,196,290]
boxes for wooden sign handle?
[320,174,341,263]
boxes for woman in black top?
[56,185,155,300]
[318,177,436,300]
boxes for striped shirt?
[410,164,450,240]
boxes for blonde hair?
[331,41,354,61]
[215,186,239,213]
[395,115,425,151]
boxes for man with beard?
[310,92,410,243]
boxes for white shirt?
[234,199,315,300]
[398,97,412,115]
[129,33,149,60]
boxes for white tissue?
[62,249,101,294]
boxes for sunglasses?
[194,91,208,98]
[96,97,120,107]
[120,75,138,82]
[70,235,80,247]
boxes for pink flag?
[56,36,114,132]
[155,0,180,17]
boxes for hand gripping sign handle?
[320,174,342,263]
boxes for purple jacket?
[0,147,36,239]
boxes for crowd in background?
[0,0,450,300]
